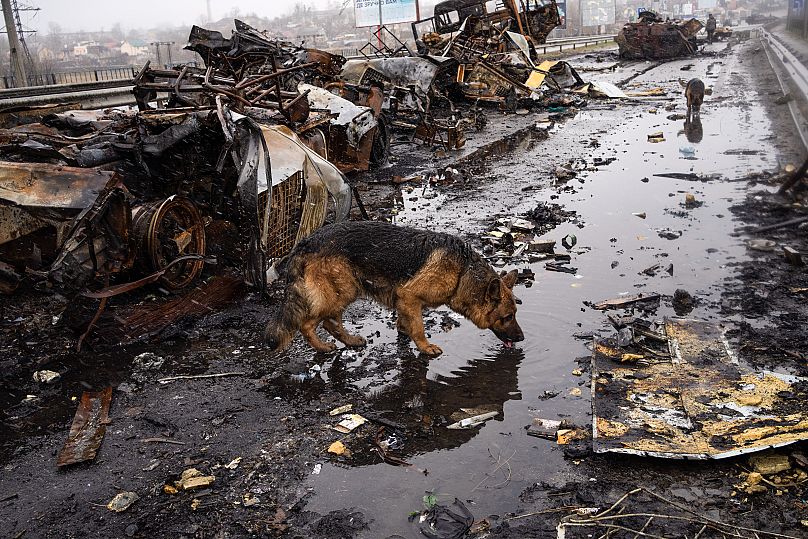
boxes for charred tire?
[370,114,390,168]
[131,196,206,290]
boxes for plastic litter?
[417,498,474,539]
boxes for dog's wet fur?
[265,221,524,356]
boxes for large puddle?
[301,44,782,536]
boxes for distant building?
[73,41,105,56]
[36,47,56,62]
[121,40,149,57]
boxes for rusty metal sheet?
[95,276,245,343]
[57,387,113,467]
[0,203,47,245]
[0,161,114,209]
[592,318,808,459]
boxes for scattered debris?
[749,454,791,475]
[328,441,347,456]
[333,414,367,433]
[527,418,565,440]
[592,319,808,458]
[329,404,353,416]
[555,487,799,538]
[32,370,60,384]
[157,372,245,384]
[591,293,661,311]
[447,410,499,430]
[746,239,777,252]
[557,427,587,445]
[783,246,803,266]
[106,492,139,513]
[175,468,215,491]
[672,289,695,316]
[57,387,113,467]
[561,234,577,250]
[545,262,577,274]
[416,497,474,539]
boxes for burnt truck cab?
[413,0,561,50]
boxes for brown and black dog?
[265,221,524,356]
[684,78,706,119]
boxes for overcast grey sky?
[23,0,334,33]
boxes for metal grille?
[261,172,305,258]
[359,67,390,87]
[296,182,327,244]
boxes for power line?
[1,0,38,86]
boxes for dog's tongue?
[504,341,513,349]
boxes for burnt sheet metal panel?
[592,318,808,459]
[0,161,115,209]
[56,387,113,467]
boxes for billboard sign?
[581,0,616,27]
[355,0,420,28]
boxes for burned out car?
[412,0,562,60]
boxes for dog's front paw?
[419,343,443,357]
[343,335,367,348]
[314,342,338,353]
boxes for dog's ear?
[502,270,518,289]
[679,79,688,88]
[705,88,713,95]
[486,278,501,302]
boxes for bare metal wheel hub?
[131,196,206,289]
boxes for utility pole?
[150,41,175,68]
[1,0,27,86]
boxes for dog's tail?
[265,255,310,352]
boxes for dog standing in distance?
[684,78,706,119]
[265,221,524,356]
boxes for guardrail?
[760,29,808,150]
[0,78,133,100]
[537,34,618,54]
[1,66,138,90]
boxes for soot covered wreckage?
[410,0,578,108]
[0,13,605,303]
[0,21,392,299]
[616,11,704,60]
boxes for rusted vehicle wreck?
[413,0,562,60]
[616,11,703,60]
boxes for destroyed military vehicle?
[616,11,703,60]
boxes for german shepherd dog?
[265,221,524,356]
[684,78,705,119]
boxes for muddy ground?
[2,33,808,539]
